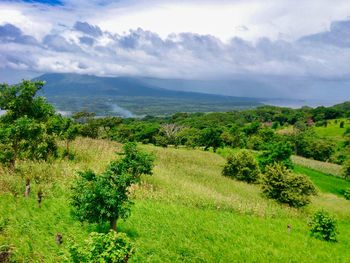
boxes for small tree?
[222,150,261,183]
[71,143,154,230]
[309,210,338,242]
[59,118,80,157]
[98,116,122,141]
[160,123,183,146]
[261,163,317,207]
[200,127,222,152]
[340,121,344,128]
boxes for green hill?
[1,138,349,262]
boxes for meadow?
[1,138,349,262]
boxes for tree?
[160,123,183,146]
[200,127,222,152]
[0,80,56,169]
[242,122,261,149]
[98,116,122,140]
[222,150,261,183]
[60,118,80,157]
[71,143,154,230]
[258,141,294,171]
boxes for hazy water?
[262,99,346,109]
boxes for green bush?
[344,188,350,200]
[222,150,261,183]
[342,159,350,180]
[309,210,338,242]
[68,230,133,263]
[261,163,317,207]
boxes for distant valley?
[35,73,264,117]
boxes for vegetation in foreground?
[1,139,350,262]
[1,80,350,262]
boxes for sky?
[0,0,350,102]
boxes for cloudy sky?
[0,0,350,102]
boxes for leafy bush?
[342,159,350,180]
[68,230,133,263]
[344,188,350,200]
[261,163,317,207]
[309,210,338,242]
[222,150,261,183]
[258,141,294,171]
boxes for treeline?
[71,102,350,166]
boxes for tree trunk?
[10,140,18,171]
[110,218,117,231]
[66,140,69,157]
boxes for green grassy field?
[314,119,350,139]
[0,138,350,262]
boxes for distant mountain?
[34,73,264,116]
[36,73,261,101]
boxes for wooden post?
[25,179,30,198]
[56,233,63,246]
[37,191,43,208]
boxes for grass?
[0,138,350,262]
[291,155,343,177]
[293,165,350,197]
[314,119,350,139]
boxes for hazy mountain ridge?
[34,73,264,116]
[35,73,261,101]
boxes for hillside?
[1,138,349,262]
[34,73,263,116]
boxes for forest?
[0,80,350,262]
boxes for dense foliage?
[258,141,294,171]
[261,163,317,207]
[309,210,338,242]
[68,230,133,262]
[222,150,261,183]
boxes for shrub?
[309,210,338,242]
[342,159,350,180]
[340,121,344,128]
[68,230,133,263]
[222,150,261,183]
[261,163,317,207]
[344,188,350,200]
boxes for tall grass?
[291,155,342,177]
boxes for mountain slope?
[34,73,263,116]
